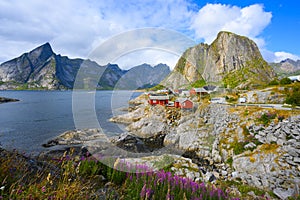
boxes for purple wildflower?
[41,186,46,193]
[217,188,223,198]
[80,156,86,161]
[140,184,147,198]
[145,188,153,198]
[210,189,215,198]
[166,193,174,200]
[190,181,198,193]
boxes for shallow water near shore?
[0,90,141,154]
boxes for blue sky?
[0,0,299,69]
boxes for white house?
[210,97,226,104]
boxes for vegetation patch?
[149,84,165,91]
[219,180,275,198]
[258,143,280,154]
[285,83,300,106]
[0,148,243,200]
[257,111,277,125]
[191,79,206,88]
[230,140,247,155]
[279,77,292,85]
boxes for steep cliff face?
[0,43,55,85]
[0,43,170,90]
[163,31,276,89]
[0,43,69,89]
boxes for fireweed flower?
[140,184,147,198]
[145,188,153,199]
[41,186,46,193]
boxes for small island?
[0,96,19,104]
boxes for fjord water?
[0,90,141,154]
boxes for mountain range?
[270,59,300,77]
[162,31,277,89]
[1,32,299,91]
[0,43,170,90]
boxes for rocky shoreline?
[39,94,300,199]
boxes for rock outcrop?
[162,31,276,89]
[0,96,19,103]
[110,96,300,199]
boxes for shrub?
[279,77,292,85]
[257,112,276,125]
[268,79,279,86]
[191,79,206,88]
[231,141,246,155]
[285,85,300,106]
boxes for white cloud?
[0,0,194,67]
[1,0,299,67]
[260,49,300,63]
[273,52,300,62]
[88,28,195,69]
[190,3,272,47]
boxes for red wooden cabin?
[148,95,169,106]
[175,98,193,109]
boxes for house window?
[153,100,157,103]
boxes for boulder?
[273,188,295,200]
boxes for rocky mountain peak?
[27,42,54,64]
[163,31,276,89]
[270,58,300,76]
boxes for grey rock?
[178,131,199,151]
[110,106,145,124]
[294,157,300,163]
[163,131,179,146]
[273,188,295,200]
[277,139,286,146]
[286,146,299,157]
[221,170,228,176]
[127,117,169,138]
[258,130,266,136]
[266,133,278,143]
[244,142,256,149]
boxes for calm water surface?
[0,90,141,154]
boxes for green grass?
[191,79,206,88]
[285,83,300,106]
[218,180,277,199]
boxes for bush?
[279,77,292,85]
[285,85,300,106]
[231,141,246,155]
[191,79,206,88]
[257,112,276,125]
[268,79,279,86]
